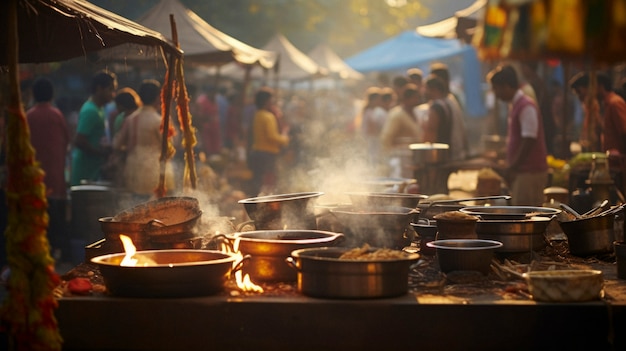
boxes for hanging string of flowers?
[0,1,62,349]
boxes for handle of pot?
[285,257,300,272]
[235,220,255,232]
[146,219,167,228]
[333,233,346,245]
[232,254,251,273]
[207,233,233,252]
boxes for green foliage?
[92,0,429,57]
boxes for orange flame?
[220,234,264,293]
[120,235,138,266]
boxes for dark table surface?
[52,254,626,351]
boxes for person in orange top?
[248,88,289,196]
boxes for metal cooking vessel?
[239,192,323,230]
[220,230,344,282]
[286,247,420,299]
[330,205,419,249]
[91,249,239,297]
[558,214,615,256]
[475,217,552,253]
[346,192,428,209]
[459,206,561,220]
[409,143,449,164]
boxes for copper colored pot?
[221,230,344,282]
[91,249,240,297]
[286,247,420,299]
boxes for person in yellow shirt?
[248,88,289,196]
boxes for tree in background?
[91,0,430,57]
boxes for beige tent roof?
[264,34,327,80]
[416,0,486,41]
[0,0,181,65]
[137,0,277,68]
[307,43,364,80]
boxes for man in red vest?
[488,64,548,206]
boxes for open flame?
[120,234,138,266]
[119,234,157,267]
[219,233,264,293]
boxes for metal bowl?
[460,206,561,220]
[286,247,420,299]
[239,192,323,230]
[410,221,437,255]
[330,205,419,249]
[558,214,615,256]
[427,239,503,274]
[222,230,344,282]
[523,270,604,302]
[91,249,239,297]
[475,217,553,253]
[346,192,428,209]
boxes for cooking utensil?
[91,249,242,297]
[559,203,582,219]
[594,203,626,218]
[558,213,615,256]
[239,192,323,230]
[581,199,609,218]
[346,192,428,208]
[218,230,344,282]
[329,205,419,249]
[432,211,479,240]
[286,247,420,299]
[409,142,450,164]
[417,195,512,219]
[426,239,503,274]
[475,217,552,253]
[410,220,437,255]
[522,270,604,302]
[459,206,561,220]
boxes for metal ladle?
[559,203,582,219]
[581,199,609,218]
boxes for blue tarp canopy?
[345,30,486,117]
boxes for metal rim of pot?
[238,192,324,204]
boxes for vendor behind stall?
[488,64,548,206]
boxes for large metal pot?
[459,206,561,220]
[111,196,203,237]
[558,214,615,256]
[409,142,449,164]
[346,192,428,208]
[330,205,419,249]
[239,192,323,230]
[221,230,344,282]
[91,249,240,297]
[475,217,553,253]
[286,247,420,299]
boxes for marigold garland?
[1,104,62,350]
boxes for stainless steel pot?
[346,192,428,208]
[220,230,344,282]
[409,143,449,164]
[286,247,420,298]
[91,249,240,297]
[475,217,552,253]
[239,192,323,230]
[459,206,561,220]
[558,214,615,256]
[330,205,419,249]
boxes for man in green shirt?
[70,71,117,186]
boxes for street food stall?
[3,1,626,351]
